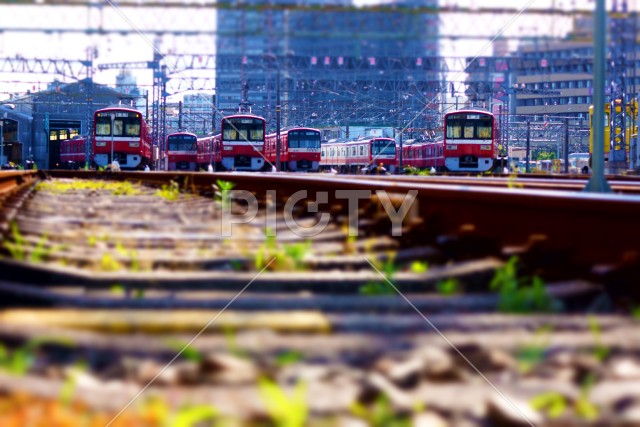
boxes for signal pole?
[585,0,612,192]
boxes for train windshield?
[446,113,493,140]
[95,113,141,137]
[371,139,396,156]
[288,130,320,149]
[168,135,197,151]
[222,118,264,141]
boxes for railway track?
[0,170,639,426]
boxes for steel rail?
[44,170,640,267]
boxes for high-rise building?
[215,0,441,136]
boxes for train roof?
[96,105,142,113]
[280,126,321,132]
[222,113,266,120]
[444,108,494,116]
[167,131,198,136]
[323,136,394,144]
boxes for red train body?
[443,109,498,172]
[265,127,321,172]
[59,136,88,169]
[320,137,397,173]
[92,106,152,170]
[400,139,445,171]
[196,133,220,170]
[197,114,266,171]
[167,131,197,171]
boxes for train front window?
[223,128,237,140]
[372,140,396,155]
[96,119,111,136]
[168,135,196,151]
[113,120,124,136]
[289,131,320,149]
[464,126,474,138]
[446,124,462,139]
[477,125,492,139]
[446,115,493,139]
[96,121,111,136]
[125,122,140,137]
[223,118,265,141]
[250,128,264,140]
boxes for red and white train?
[443,109,498,172]
[265,127,321,172]
[59,106,153,170]
[197,114,267,171]
[320,137,397,173]
[167,131,197,171]
[59,136,87,169]
[93,106,153,169]
[401,139,445,171]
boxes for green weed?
[3,222,63,263]
[588,315,610,362]
[436,278,459,295]
[0,343,35,375]
[258,377,308,427]
[255,231,312,272]
[360,253,398,295]
[516,325,552,373]
[172,405,218,427]
[351,395,411,427]
[530,392,567,419]
[575,373,599,421]
[490,256,561,313]
[507,172,524,189]
[100,252,123,271]
[213,180,236,209]
[155,180,180,201]
[36,179,140,195]
[410,260,429,273]
[164,339,204,363]
[274,350,304,367]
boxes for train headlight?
[446,145,457,150]
[481,145,492,150]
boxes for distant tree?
[535,151,556,161]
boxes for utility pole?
[0,119,4,167]
[276,68,281,171]
[564,118,569,173]
[526,120,531,173]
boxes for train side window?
[351,147,356,156]
[359,145,364,156]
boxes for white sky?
[0,0,616,102]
